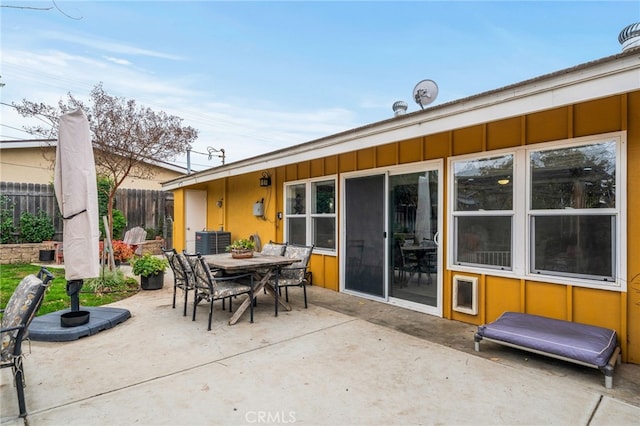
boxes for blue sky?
[1,1,638,170]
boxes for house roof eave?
[0,139,189,175]
[163,50,640,191]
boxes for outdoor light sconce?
[259,172,272,187]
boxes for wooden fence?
[1,181,173,243]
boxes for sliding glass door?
[388,169,440,313]
[342,163,442,315]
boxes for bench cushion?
[477,312,617,367]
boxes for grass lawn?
[0,264,140,316]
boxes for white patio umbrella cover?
[54,109,100,280]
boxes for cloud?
[41,30,185,61]
[103,56,132,66]
[1,45,360,168]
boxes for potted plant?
[226,238,256,259]
[39,241,56,262]
[131,253,169,290]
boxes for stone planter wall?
[0,239,166,265]
[139,240,165,256]
[0,243,53,265]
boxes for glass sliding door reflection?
[389,170,438,307]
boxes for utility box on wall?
[253,201,264,217]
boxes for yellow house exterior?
[163,50,640,364]
[0,140,187,190]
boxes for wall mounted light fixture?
[259,172,272,187]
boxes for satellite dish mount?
[413,79,439,110]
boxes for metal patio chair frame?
[1,267,54,418]
[185,253,254,330]
[162,248,194,316]
[270,244,314,316]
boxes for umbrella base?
[29,307,130,342]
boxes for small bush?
[0,195,16,244]
[19,210,55,243]
[145,227,161,240]
[111,209,127,240]
[100,208,127,240]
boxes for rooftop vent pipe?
[619,22,640,52]
[392,100,408,117]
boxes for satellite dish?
[413,79,439,109]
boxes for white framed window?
[528,140,618,282]
[284,177,337,254]
[451,153,514,270]
[448,132,625,290]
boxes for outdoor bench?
[474,311,621,389]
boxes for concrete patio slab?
[2,270,638,425]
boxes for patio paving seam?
[586,394,603,425]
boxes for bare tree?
[1,1,83,19]
[13,83,198,239]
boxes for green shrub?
[145,227,162,240]
[19,210,55,243]
[97,176,127,240]
[97,177,111,219]
[0,195,16,244]
[111,209,127,240]
[99,208,127,240]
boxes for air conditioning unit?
[195,231,231,255]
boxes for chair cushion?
[275,277,304,287]
[261,243,286,256]
[279,268,305,282]
[273,245,313,284]
[283,245,311,264]
[1,275,44,361]
[213,282,252,299]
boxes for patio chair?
[1,267,54,418]
[394,240,419,286]
[184,253,254,330]
[270,244,314,316]
[162,248,194,316]
[123,226,148,255]
[257,241,288,283]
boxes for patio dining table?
[203,253,300,325]
[401,245,436,284]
